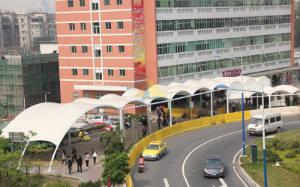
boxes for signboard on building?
[222,69,242,77]
[132,0,146,77]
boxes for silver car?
[85,115,109,125]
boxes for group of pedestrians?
[60,147,98,174]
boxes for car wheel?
[157,154,160,160]
[276,127,281,133]
[249,133,253,136]
[164,148,167,155]
[85,121,89,125]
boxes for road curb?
[234,148,261,187]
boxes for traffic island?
[239,129,300,187]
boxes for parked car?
[101,126,113,131]
[203,155,224,177]
[85,115,109,125]
[90,122,106,126]
[80,125,93,134]
[70,127,80,133]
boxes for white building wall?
[40,43,58,54]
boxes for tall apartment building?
[0,12,57,53]
[56,0,294,103]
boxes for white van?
[247,112,283,135]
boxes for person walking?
[157,116,162,129]
[72,147,77,163]
[93,150,97,164]
[232,102,236,112]
[162,116,168,129]
[140,115,148,129]
[84,152,89,168]
[67,156,72,174]
[142,126,147,136]
[77,155,83,173]
[172,117,176,125]
[196,112,200,119]
[62,150,67,165]
[183,107,187,118]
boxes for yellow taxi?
[142,141,167,160]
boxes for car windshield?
[251,118,262,125]
[206,159,222,166]
[146,144,159,150]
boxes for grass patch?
[240,129,300,186]
[14,174,80,187]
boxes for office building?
[55,0,294,103]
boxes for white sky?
[1,0,55,12]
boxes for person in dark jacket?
[77,155,83,173]
[142,127,147,136]
[72,147,77,162]
[67,156,72,174]
[162,116,168,129]
[140,115,148,129]
[157,116,162,129]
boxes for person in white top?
[93,151,97,164]
[260,104,264,109]
[232,102,236,112]
[84,152,89,168]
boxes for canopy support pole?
[48,145,59,172]
[227,90,229,113]
[169,100,172,126]
[18,142,29,170]
[68,130,71,145]
[211,92,213,116]
[257,94,259,109]
[269,96,271,109]
[119,108,124,137]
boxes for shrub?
[272,139,281,147]
[293,149,300,154]
[285,153,296,159]
[104,140,125,156]
[78,179,102,187]
[266,144,272,149]
[266,149,281,163]
[46,183,68,187]
[275,142,285,151]
[291,141,299,148]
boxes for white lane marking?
[182,130,242,187]
[283,121,300,125]
[233,148,248,187]
[219,178,228,187]
[163,178,170,187]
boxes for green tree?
[78,179,102,187]
[0,132,26,187]
[102,126,125,156]
[101,152,130,186]
[20,131,53,187]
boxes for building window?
[72,69,78,75]
[83,69,89,76]
[92,3,99,10]
[96,72,102,80]
[73,92,79,101]
[117,21,123,29]
[69,23,75,31]
[95,49,101,57]
[96,93,103,99]
[84,93,90,98]
[104,0,110,6]
[120,69,125,77]
[82,46,88,53]
[22,25,24,29]
[118,45,124,53]
[106,46,112,53]
[79,0,85,7]
[93,22,100,34]
[80,23,86,30]
[105,22,111,30]
[71,46,77,53]
[108,69,113,76]
[21,19,24,23]
[117,0,122,5]
[68,0,74,7]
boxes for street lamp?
[43,92,51,102]
[216,85,267,187]
[214,56,245,155]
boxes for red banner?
[132,0,146,77]
[222,69,242,77]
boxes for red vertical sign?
[132,0,146,77]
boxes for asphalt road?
[131,115,300,187]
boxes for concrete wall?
[40,43,58,53]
